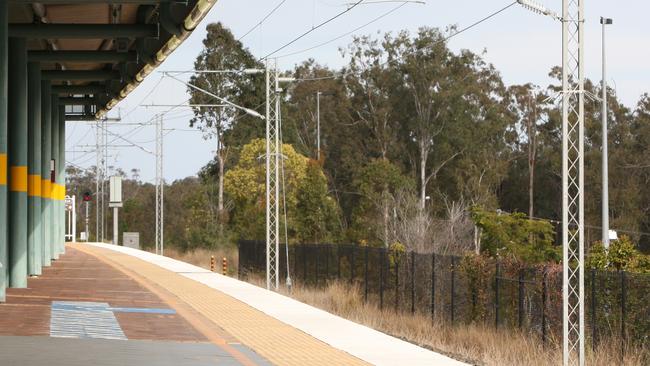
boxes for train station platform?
[0,243,466,366]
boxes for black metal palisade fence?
[238,240,649,350]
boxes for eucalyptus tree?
[385,27,510,210]
[188,22,264,234]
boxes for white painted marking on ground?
[50,301,127,340]
[86,243,468,366]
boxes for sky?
[65,0,650,183]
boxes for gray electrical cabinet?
[123,232,140,250]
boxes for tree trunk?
[420,148,427,210]
[528,155,534,219]
[217,138,225,239]
[527,96,537,220]
[383,197,389,247]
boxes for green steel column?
[0,2,8,301]
[40,80,51,267]
[58,108,65,254]
[27,62,42,275]
[7,38,28,288]
[50,96,59,260]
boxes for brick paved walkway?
[0,246,270,366]
[73,243,368,366]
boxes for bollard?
[222,257,227,275]
[210,255,215,272]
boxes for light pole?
[601,17,613,249]
[317,91,321,160]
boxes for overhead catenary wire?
[238,0,288,41]
[275,1,410,59]
[261,0,365,60]
[294,1,518,81]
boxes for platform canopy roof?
[8,1,216,121]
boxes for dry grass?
[281,282,648,366]
[163,252,647,365]
[155,247,239,275]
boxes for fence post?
[380,247,385,310]
[337,245,341,280]
[364,245,369,303]
[325,244,330,281]
[451,257,456,325]
[293,243,298,281]
[591,268,596,350]
[495,261,500,329]
[518,269,524,329]
[237,243,242,279]
[542,267,547,346]
[394,253,399,312]
[411,251,416,315]
[315,244,320,286]
[303,244,307,282]
[350,244,356,284]
[620,270,627,353]
[431,253,436,321]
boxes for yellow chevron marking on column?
[9,166,28,192]
[28,174,42,197]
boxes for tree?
[344,35,402,160]
[224,138,340,242]
[389,28,463,210]
[189,22,265,237]
[471,207,560,263]
[350,158,412,247]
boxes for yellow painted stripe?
[41,179,51,199]
[0,154,6,186]
[28,174,42,197]
[9,166,28,192]
[52,183,59,201]
[52,183,65,201]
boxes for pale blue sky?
[66,0,649,183]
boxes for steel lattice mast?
[562,0,585,365]
[265,59,280,290]
[155,114,164,255]
[95,119,106,242]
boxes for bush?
[471,207,560,263]
[587,236,650,273]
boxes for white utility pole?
[109,176,122,246]
[155,114,164,255]
[601,16,613,249]
[65,195,76,242]
[561,1,585,365]
[95,120,106,242]
[266,59,281,291]
[85,199,90,242]
[316,91,321,159]
[516,1,585,364]
[265,60,296,291]
[164,68,294,290]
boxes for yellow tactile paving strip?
[72,244,368,366]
